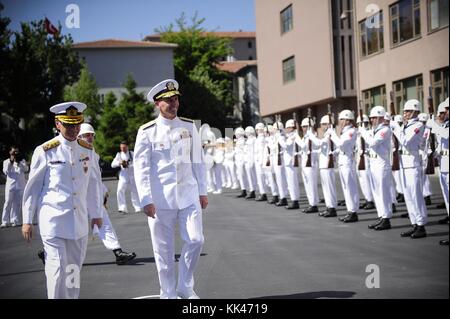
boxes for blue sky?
[2,0,256,42]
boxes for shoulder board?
[77,139,93,150]
[179,117,194,123]
[42,139,60,152]
[140,119,156,131]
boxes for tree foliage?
[155,13,235,132]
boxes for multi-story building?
[255,0,448,123]
[73,39,177,102]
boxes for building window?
[280,4,293,34]
[248,41,253,48]
[428,0,449,32]
[431,67,449,104]
[359,11,384,57]
[390,0,421,46]
[393,74,423,113]
[362,85,387,112]
[282,56,295,83]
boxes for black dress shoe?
[396,193,405,203]
[319,198,325,203]
[410,225,427,239]
[424,196,432,206]
[338,200,345,206]
[116,251,137,265]
[359,201,367,209]
[255,194,268,201]
[285,200,300,209]
[339,212,358,223]
[268,195,279,204]
[400,225,417,237]
[237,190,247,198]
[322,208,337,218]
[245,191,256,199]
[374,218,391,231]
[436,203,446,209]
[438,216,449,225]
[275,198,288,206]
[302,206,319,213]
[368,218,382,229]
[401,212,409,218]
[37,249,45,265]
[439,239,449,246]
[319,208,329,217]
[364,201,375,210]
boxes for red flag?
[44,17,58,35]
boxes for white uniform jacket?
[22,134,101,240]
[134,115,207,210]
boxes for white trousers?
[439,171,449,214]
[422,168,433,197]
[255,164,269,195]
[369,166,393,218]
[285,165,300,201]
[244,163,257,192]
[224,162,238,188]
[265,168,279,196]
[148,202,204,299]
[213,163,224,191]
[2,188,22,225]
[399,167,428,226]
[301,166,319,206]
[273,164,288,199]
[339,164,359,213]
[41,235,88,299]
[393,170,403,194]
[97,207,121,250]
[117,177,141,212]
[320,168,337,209]
[236,163,248,191]
[357,168,374,202]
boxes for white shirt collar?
[157,114,177,127]
[57,134,77,146]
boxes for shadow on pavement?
[253,290,356,299]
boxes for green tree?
[0,13,82,158]
[95,75,154,162]
[155,13,234,132]
[63,62,101,127]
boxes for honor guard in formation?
[254,123,270,201]
[356,114,375,210]
[234,127,249,198]
[21,102,103,299]
[134,79,207,299]
[427,97,449,245]
[78,124,137,265]
[244,126,257,199]
[418,112,434,206]
[2,146,28,228]
[283,119,301,209]
[111,141,141,214]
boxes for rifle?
[305,108,313,167]
[264,122,271,167]
[357,100,366,171]
[275,114,282,166]
[425,86,438,175]
[327,104,335,169]
[293,112,300,167]
[390,91,400,171]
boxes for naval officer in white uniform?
[134,79,207,299]
[21,102,102,299]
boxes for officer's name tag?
[154,141,170,150]
[49,160,66,164]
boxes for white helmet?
[235,127,245,136]
[384,112,391,121]
[285,119,295,128]
[320,115,330,125]
[403,99,421,112]
[267,124,275,133]
[273,121,284,130]
[255,122,265,130]
[356,114,369,123]
[437,99,449,114]
[78,123,95,136]
[245,126,256,135]
[216,137,225,144]
[394,114,403,123]
[339,110,354,120]
[418,113,429,122]
[301,118,310,127]
[369,106,386,118]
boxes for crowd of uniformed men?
[0,77,448,299]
